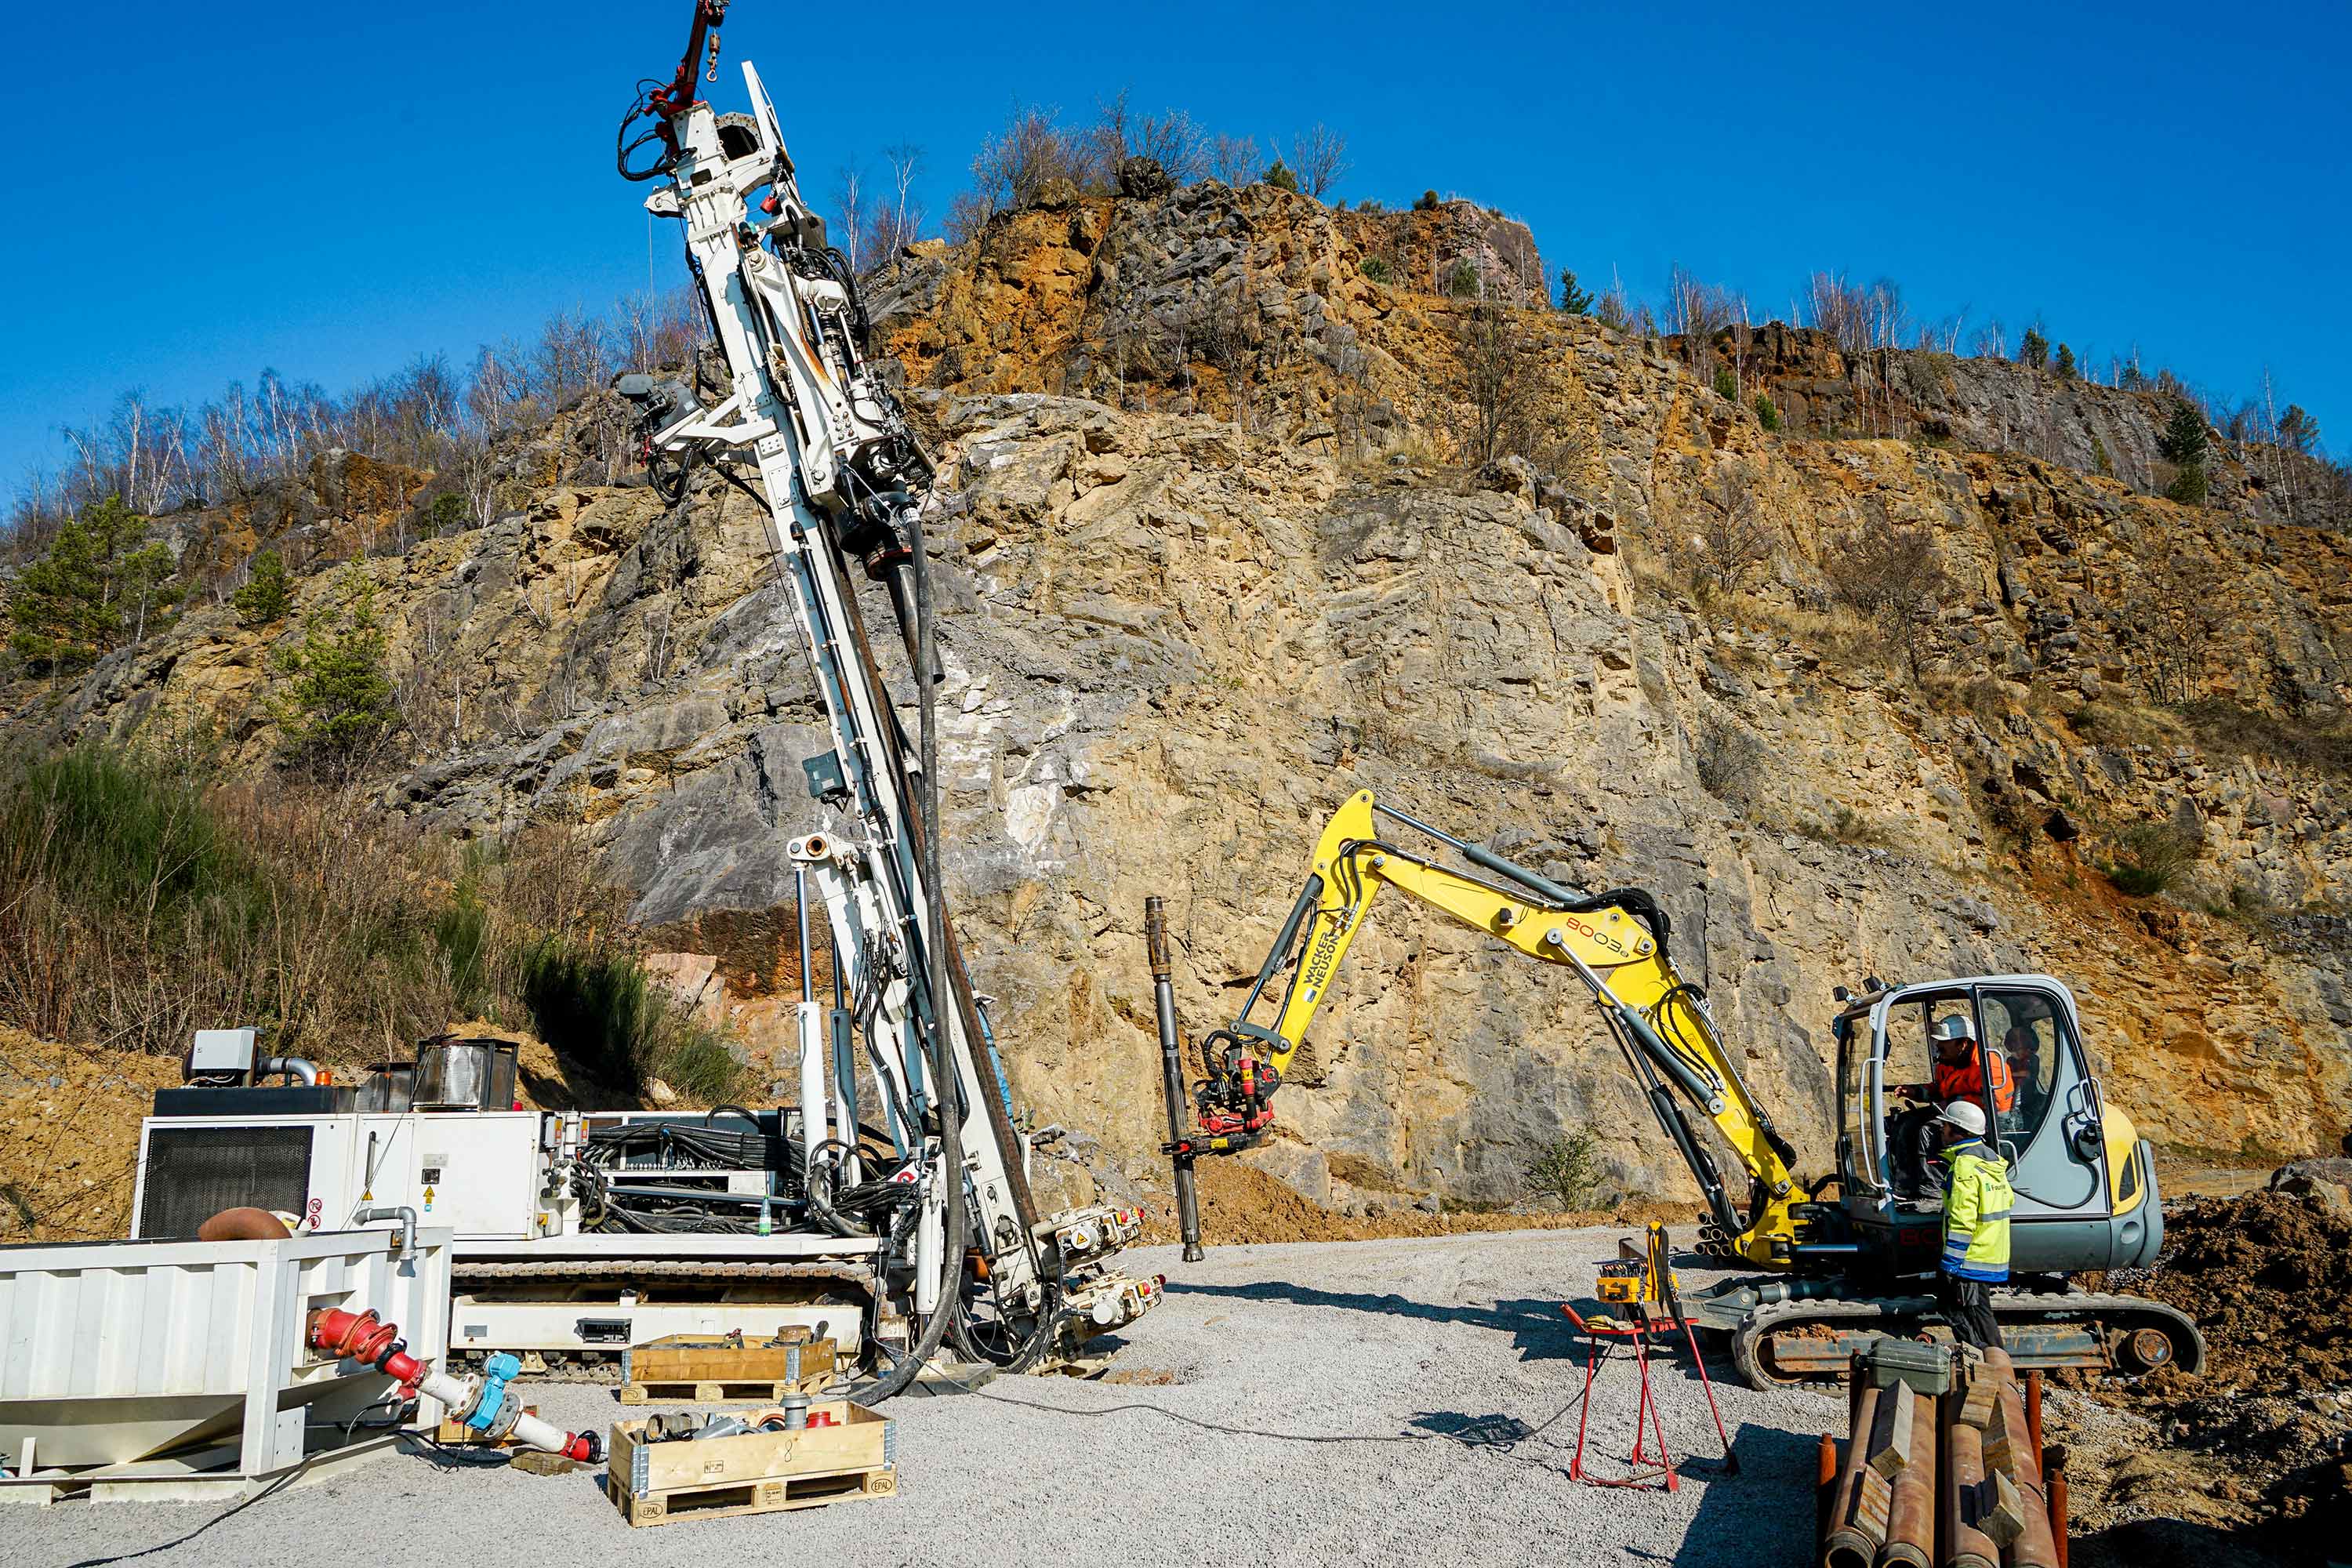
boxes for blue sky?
[4,1,2343,503]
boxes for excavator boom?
[1176,789,1809,1265]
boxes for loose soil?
[0,1029,179,1243]
[2067,1189,2352,1567]
[1138,1156,1693,1246]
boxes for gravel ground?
[16,1226,1837,1567]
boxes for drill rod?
[1145,896,1204,1261]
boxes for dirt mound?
[2132,1189,2352,1399]
[0,1029,180,1243]
[2071,1190,2352,1566]
[1140,1157,1690,1246]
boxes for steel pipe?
[1991,1352,2060,1568]
[354,1204,419,1259]
[1880,1382,1937,1568]
[1145,897,1203,1261]
[1822,1381,1882,1568]
[2047,1448,2070,1568]
[1939,1385,1999,1568]
[1817,1432,1841,1546]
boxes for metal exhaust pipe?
[1145,897,1203,1262]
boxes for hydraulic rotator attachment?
[307,1307,602,1463]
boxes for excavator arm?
[1177,789,1811,1266]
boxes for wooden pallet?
[607,1403,895,1529]
[618,1378,818,1406]
[605,1464,894,1526]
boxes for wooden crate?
[619,1334,838,1406]
[606,1403,895,1529]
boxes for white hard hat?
[1931,1014,1978,1045]
[1936,1100,1987,1138]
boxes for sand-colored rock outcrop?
[13,182,2350,1213]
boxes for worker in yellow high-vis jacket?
[1934,1099,2013,1350]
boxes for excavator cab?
[1832,976,2163,1279]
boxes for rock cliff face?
[15,183,2352,1214]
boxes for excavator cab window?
[1981,990,2060,1142]
[1878,992,1983,1200]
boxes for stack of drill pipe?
[1984,1351,2060,1568]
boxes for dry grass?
[0,745,746,1101]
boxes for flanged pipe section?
[307,1307,602,1463]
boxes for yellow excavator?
[1154,789,2204,1387]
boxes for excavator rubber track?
[1719,1287,2207,1388]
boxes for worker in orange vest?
[1894,1014,2014,1196]
[1900,1014,2015,1115]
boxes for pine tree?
[2158,400,2210,506]
[1753,392,1782,432]
[2053,343,2076,379]
[233,550,293,626]
[270,564,401,772]
[2279,405,2321,457]
[2018,328,2049,372]
[2158,400,2209,466]
[1557,268,1594,314]
[1261,160,1298,194]
[7,495,179,673]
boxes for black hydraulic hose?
[849,497,967,1404]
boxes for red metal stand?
[1560,1302,1738,1490]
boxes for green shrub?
[1414,189,1440,211]
[270,565,400,772]
[1713,366,1738,400]
[1753,392,1782,432]
[1261,160,1299,193]
[518,938,742,1103]
[233,550,293,626]
[1558,268,1594,314]
[2103,821,2201,898]
[1526,1128,1602,1210]
[1361,256,1393,284]
[1441,258,1480,298]
[426,492,470,534]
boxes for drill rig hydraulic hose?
[845,495,969,1401]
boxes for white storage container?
[0,1226,452,1500]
